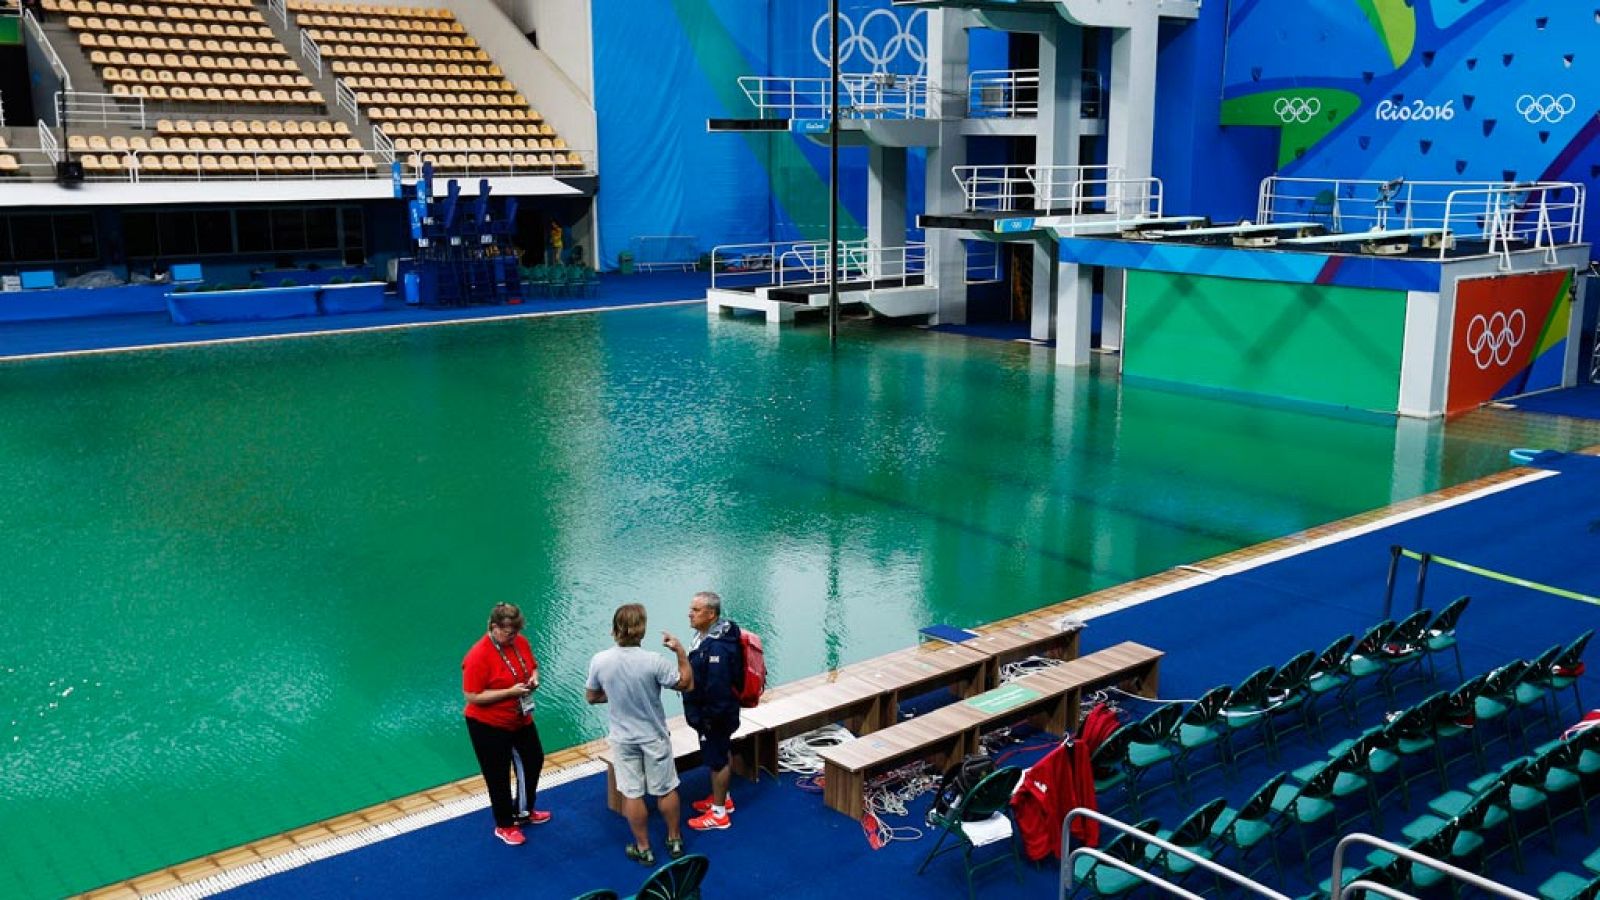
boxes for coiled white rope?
[777,723,854,775]
[998,654,1067,684]
[864,760,938,844]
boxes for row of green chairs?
[916,766,1025,900]
[522,263,599,298]
[1090,606,1477,820]
[572,853,708,900]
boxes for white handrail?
[1062,809,1290,900]
[300,32,323,79]
[736,75,932,120]
[38,121,60,164]
[23,8,71,92]
[953,164,1124,212]
[1439,182,1585,268]
[268,0,289,28]
[56,91,146,130]
[335,79,360,123]
[371,126,395,163]
[1329,834,1535,900]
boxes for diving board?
[1282,227,1454,254]
[1145,221,1322,239]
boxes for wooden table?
[738,675,888,777]
[852,642,988,718]
[814,641,1163,819]
[962,620,1083,686]
[817,701,987,820]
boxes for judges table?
[816,641,1163,819]
[960,619,1083,687]
[738,676,890,777]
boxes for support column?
[1030,236,1056,341]
[926,9,968,324]
[1105,14,1157,181]
[868,145,908,277]
[1100,268,1125,350]
[1054,259,1095,367]
[1035,20,1083,176]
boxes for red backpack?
[735,629,766,708]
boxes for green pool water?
[3,305,1597,897]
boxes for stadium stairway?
[257,1,369,144]
[39,16,105,96]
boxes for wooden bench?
[598,717,765,814]
[738,675,890,778]
[846,642,989,717]
[815,641,1164,819]
[961,619,1082,688]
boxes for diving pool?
[3,304,1596,897]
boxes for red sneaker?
[687,809,731,831]
[517,810,552,826]
[691,796,735,814]
[494,826,526,846]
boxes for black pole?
[1413,552,1433,614]
[1381,544,1403,620]
[827,0,840,345]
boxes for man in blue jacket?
[684,590,744,831]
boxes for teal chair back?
[1131,703,1182,744]
[950,766,1022,822]
[1268,651,1316,698]
[1351,619,1395,659]
[635,854,709,900]
[1427,595,1471,636]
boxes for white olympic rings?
[812,9,928,76]
[1273,96,1322,124]
[1516,93,1577,124]
[1464,309,1526,370]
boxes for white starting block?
[1282,227,1453,256]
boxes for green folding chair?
[1305,634,1354,730]
[1515,644,1565,732]
[1210,771,1288,881]
[1362,819,1460,895]
[1265,650,1317,748]
[1379,608,1435,696]
[1402,778,1511,873]
[1222,665,1278,763]
[1068,817,1161,898]
[1548,630,1594,715]
[1124,704,1182,818]
[1173,685,1234,797]
[1338,619,1395,717]
[916,766,1024,900]
[1422,595,1471,682]
[1476,659,1530,755]
[1146,797,1227,888]
[627,853,709,900]
[1539,871,1600,900]
[1090,723,1136,813]
[1435,671,1490,772]
[1542,737,1593,835]
[1270,759,1341,878]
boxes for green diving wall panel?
[1123,271,1408,412]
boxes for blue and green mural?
[1219,1,1597,248]
[593,0,955,269]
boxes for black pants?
[465,717,545,828]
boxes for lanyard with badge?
[491,637,537,716]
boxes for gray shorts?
[613,736,678,799]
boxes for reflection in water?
[1,305,1597,897]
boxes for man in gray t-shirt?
[585,603,693,865]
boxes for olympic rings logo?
[1273,97,1321,124]
[812,9,928,76]
[1516,93,1577,124]
[1464,309,1526,370]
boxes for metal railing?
[56,91,146,130]
[24,8,71,92]
[300,32,323,79]
[371,126,395,163]
[335,79,360,123]
[1260,176,1585,264]
[953,164,1125,212]
[268,0,288,28]
[1441,181,1585,269]
[1329,834,1535,900]
[711,239,866,291]
[38,121,60,164]
[966,68,1104,119]
[629,235,699,272]
[964,240,1001,284]
[736,74,932,120]
[1062,809,1290,900]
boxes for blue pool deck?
[0,271,710,362]
[100,449,1600,900]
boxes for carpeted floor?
[0,271,711,360]
[215,454,1600,899]
[1508,384,1600,422]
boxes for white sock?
[711,804,726,817]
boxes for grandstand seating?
[46,0,323,108]
[288,0,583,173]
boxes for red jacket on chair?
[1010,703,1123,860]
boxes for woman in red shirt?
[462,603,551,845]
